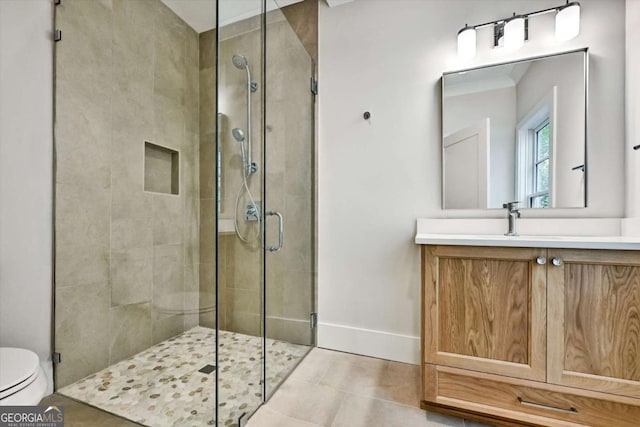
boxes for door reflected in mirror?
[442,49,588,210]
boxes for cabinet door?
[423,245,547,381]
[548,249,640,398]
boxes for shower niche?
[144,141,179,195]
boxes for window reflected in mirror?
[442,49,587,210]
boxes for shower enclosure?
[52,0,316,425]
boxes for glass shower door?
[216,0,266,425]
[263,1,316,398]
[216,1,315,422]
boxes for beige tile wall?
[198,28,217,329]
[264,12,315,347]
[215,15,265,336]
[54,0,316,390]
[281,0,319,65]
[212,10,315,344]
[54,0,200,388]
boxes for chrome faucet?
[503,201,521,236]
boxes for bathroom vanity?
[417,234,640,427]
[425,20,640,425]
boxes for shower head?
[232,128,245,143]
[232,54,248,70]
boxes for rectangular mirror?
[442,49,588,209]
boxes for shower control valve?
[246,202,261,222]
[249,162,258,174]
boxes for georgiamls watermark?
[0,406,64,427]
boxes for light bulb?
[457,26,476,60]
[556,2,580,42]
[504,15,525,51]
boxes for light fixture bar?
[526,8,560,18]
[466,2,576,32]
[456,1,580,60]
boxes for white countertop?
[415,218,640,250]
[415,233,640,250]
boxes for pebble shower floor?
[59,326,309,426]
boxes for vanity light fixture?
[555,2,581,42]
[457,25,477,61]
[504,14,525,51]
[456,1,581,60]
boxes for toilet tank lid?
[0,348,40,393]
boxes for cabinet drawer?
[424,365,640,427]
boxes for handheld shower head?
[233,127,250,176]
[232,128,245,143]
[232,53,256,177]
[232,54,248,69]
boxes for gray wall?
[198,27,217,329]
[216,15,264,337]
[0,0,54,392]
[54,0,200,387]
[264,12,315,345]
[626,0,640,219]
[212,11,314,342]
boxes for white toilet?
[0,347,47,406]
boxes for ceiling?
[160,0,215,33]
[160,0,305,33]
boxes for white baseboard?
[317,322,420,365]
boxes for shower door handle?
[266,211,284,252]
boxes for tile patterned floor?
[49,343,490,427]
[247,348,492,427]
[58,326,309,427]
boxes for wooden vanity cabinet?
[547,249,640,399]
[423,246,547,381]
[421,245,640,427]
